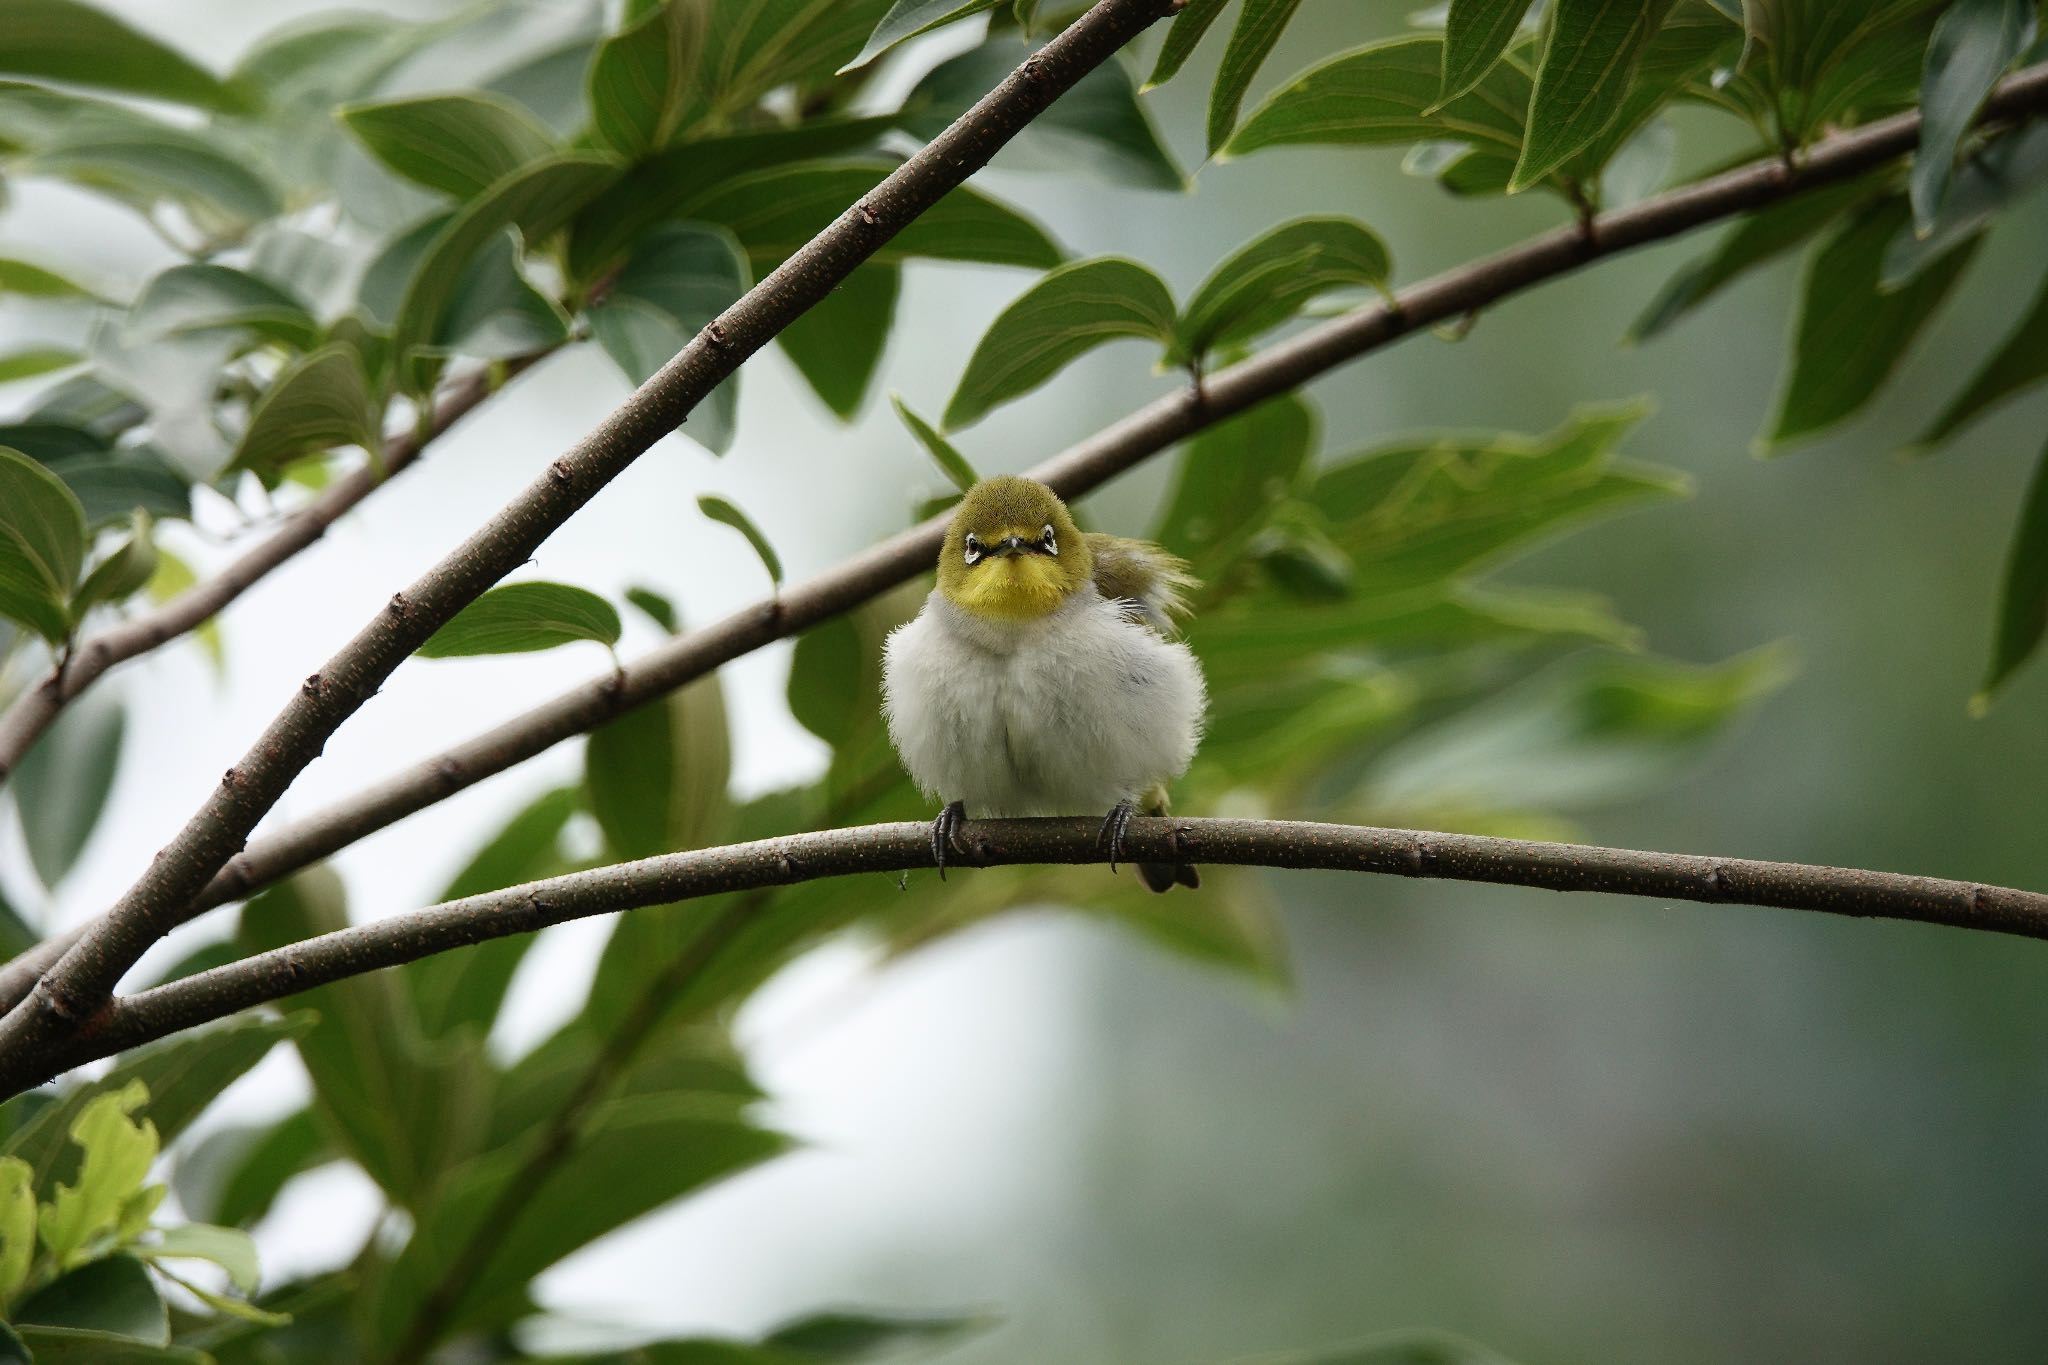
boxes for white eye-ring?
[963,533,983,566]
[1040,523,1058,556]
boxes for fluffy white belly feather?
[882,586,1206,817]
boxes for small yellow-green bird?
[882,475,1207,892]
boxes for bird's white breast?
[881,586,1206,817]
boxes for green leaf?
[0,1,240,111]
[625,584,678,632]
[236,870,487,1210]
[587,0,705,156]
[433,230,571,360]
[1172,216,1390,365]
[417,581,622,658]
[26,133,282,239]
[70,511,157,622]
[226,345,379,486]
[787,616,871,751]
[1743,0,1951,141]
[1226,36,1531,163]
[1627,174,1877,342]
[392,155,618,368]
[41,448,189,532]
[36,1083,158,1269]
[366,1094,787,1351]
[590,224,749,452]
[1251,1328,1525,1364]
[12,1328,208,1364]
[564,118,897,281]
[1510,0,1678,192]
[404,786,581,1040]
[0,1016,308,1197]
[0,1156,34,1303]
[1911,0,2036,227]
[0,1325,21,1365]
[14,1254,166,1344]
[1885,122,2048,287]
[486,1020,758,1153]
[697,495,784,589]
[1441,0,1537,103]
[1920,264,2048,446]
[1766,197,1980,450]
[586,667,731,861]
[1975,439,2048,708]
[13,681,122,890]
[125,265,320,351]
[942,257,1176,429]
[341,92,557,200]
[690,0,895,114]
[0,258,105,302]
[142,1223,260,1295]
[1146,0,1230,88]
[0,444,86,642]
[891,393,979,493]
[1364,647,1792,819]
[903,37,1185,191]
[762,1310,988,1358]
[0,347,80,383]
[777,264,898,420]
[171,1109,328,1230]
[674,161,1062,273]
[1206,0,1306,155]
[843,0,1004,71]
[1154,393,1315,578]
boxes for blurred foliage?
[0,0,2043,1361]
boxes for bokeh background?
[4,1,2047,1362]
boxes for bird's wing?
[1085,533,1198,635]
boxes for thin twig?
[0,355,542,786]
[0,0,1182,1076]
[10,815,2046,1092]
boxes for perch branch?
[8,816,2047,1091]
[0,0,1183,1073]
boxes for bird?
[881,474,1207,892]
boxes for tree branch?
[9,815,2046,1091]
[148,61,2048,916]
[0,355,544,789]
[0,0,1182,1072]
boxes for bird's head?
[936,476,1092,620]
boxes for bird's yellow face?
[936,476,1092,620]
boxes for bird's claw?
[931,801,967,880]
[1098,799,1136,873]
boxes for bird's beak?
[987,536,1032,558]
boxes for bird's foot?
[931,800,967,881]
[1097,799,1137,873]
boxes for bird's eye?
[963,533,982,566]
[1040,524,1058,556]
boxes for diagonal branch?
[10,815,2047,1092]
[0,0,1183,1072]
[6,61,2047,1021]
[0,354,546,789]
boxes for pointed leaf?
[142,1223,260,1295]
[777,264,898,420]
[417,581,621,657]
[1147,0,1230,88]
[1766,198,1980,449]
[0,445,86,642]
[70,511,157,622]
[588,224,748,451]
[943,257,1176,429]
[697,495,784,588]
[433,230,571,360]
[586,672,731,861]
[226,344,379,485]
[1911,0,2035,226]
[174,1108,328,1229]
[1975,439,2048,708]
[844,0,1004,71]
[892,393,979,493]
[341,92,557,199]
[0,1,239,111]
[1154,393,1315,578]
[0,347,80,383]
[126,265,320,350]
[1921,265,2048,446]
[0,258,105,302]
[0,1157,34,1303]
[1227,36,1531,161]
[26,134,281,238]
[763,1310,988,1358]
[1207,0,1307,155]
[12,1329,207,1364]
[1441,0,1537,103]
[587,0,706,155]
[1886,122,2048,286]
[1173,216,1390,364]
[1510,0,1679,192]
